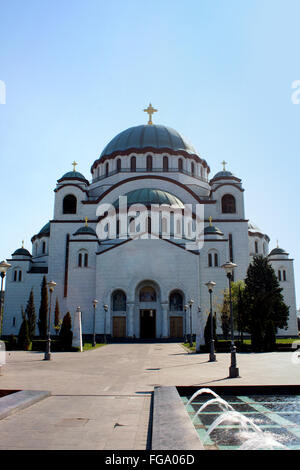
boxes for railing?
[91,168,209,185]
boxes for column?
[72,306,83,352]
[161,303,168,338]
[127,302,135,338]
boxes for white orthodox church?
[2,106,298,341]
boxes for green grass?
[183,337,299,353]
[82,342,106,351]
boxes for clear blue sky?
[1,0,300,306]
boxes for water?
[184,389,300,450]
[186,388,222,407]
[192,398,234,423]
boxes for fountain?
[186,388,222,407]
[192,398,234,423]
[186,387,286,450]
[239,432,287,450]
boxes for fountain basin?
[152,385,300,450]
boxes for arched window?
[42,241,46,254]
[169,291,184,311]
[191,161,195,176]
[255,241,259,254]
[163,156,169,172]
[116,158,121,171]
[112,290,127,311]
[221,194,236,214]
[208,251,219,267]
[146,155,152,171]
[130,156,136,172]
[63,194,77,214]
[140,286,156,302]
[105,162,109,177]
[283,270,287,281]
[178,158,183,171]
[13,269,22,282]
[147,216,152,234]
[78,250,88,268]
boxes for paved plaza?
[0,343,299,450]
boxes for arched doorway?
[135,281,160,339]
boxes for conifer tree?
[59,312,73,350]
[17,307,31,350]
[54,297,61,335]
[25,289,36,340]
[38,276,48,338]
[243,256,289,352]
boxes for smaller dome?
[73,226,97,237]
[212,170,235,179]
[38,222,50,235]
[12,247,31,257]
[58,171,89,184]
[269,247,288,257]
[204,225,223,236]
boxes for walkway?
[0,343,298,449]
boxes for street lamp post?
[221,261,239,378]
[205,281,217,362]
[188,299,194,348]
[103,304,108,343]
[44,280,56,361]
[92,299,98,347]
[0,261,11,335]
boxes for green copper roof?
[100,124,198,158]
[59,171,88,182]
[113,188,185,208]
[73,226,97,236]
[204,225,223,235]
[12,247,31,257]
[38,222,50,235]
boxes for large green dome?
[100,124,198,158]
[113,188,185,208]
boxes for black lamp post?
[188,299,194,348]
[221,261,239,378]
[44,280,56,361]
[103,304,108,343]
[0,261,11,335]
[92,299,98,347]
[205,281,216,362]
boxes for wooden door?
[113,317,126,338]
[170,317,183,338]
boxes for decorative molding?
[54,184,89,194]
[82,175,215,205]
[91,147,210,173]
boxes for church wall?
[94,238,200,339]
[269,259,298,336]
[2,265,44,336]
[65,239,98,333]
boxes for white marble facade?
[2,123,298,341]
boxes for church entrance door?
[140,309,156,339]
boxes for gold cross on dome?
[72,161,78,172]
[209,216,213,227]
[221,160,228,171]
[85,216,88,227]
[143,103,158,125]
